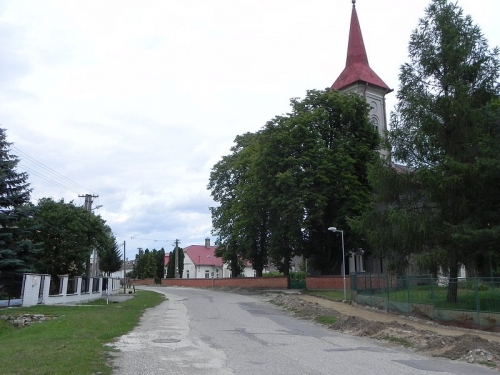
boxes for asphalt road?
[110,287,498,375]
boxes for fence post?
[475,277,480,325]
[430,276,435,320]
[386,274,390,312]
[407,274,410,305]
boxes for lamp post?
[328,227,346,301]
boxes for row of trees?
[0,128,122,277]
[129,248,166,280]
[128,247,184,280]
[208,0,500,299]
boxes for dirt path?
[298,294,500,343]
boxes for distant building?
[108,259,135,279]
[179,238,255,278]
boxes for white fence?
[14,274,121,307]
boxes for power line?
[18,162,82,195]
[12,145,98,196]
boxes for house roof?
[332,3,391,92]
[164,254,170,266]
[184,245,223,267]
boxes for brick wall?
[131,279,156,286]
[306,276,351,290]
[153,277,289,289]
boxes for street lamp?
[328,227,347,301]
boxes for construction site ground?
[257,291,500,372]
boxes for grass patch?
[0,290,164,375]
[477,360,497,368]
[382,335,412,348]
[305,290,351,301]
[380,285,500,312]
[314,315,337,325]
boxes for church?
[330,0,392,275]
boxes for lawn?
[305,290,352,301]
[381,284,500,312]
[0,290,165,375]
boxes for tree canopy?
[0,129,40,275]
[209,88,380,275]
[30,198,113,277]
[351,0,500,301]
[132,248,166,281]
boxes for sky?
[1,0,499,260]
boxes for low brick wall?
[161,279,214,288]
[306,276,351,290]
[152,277,289,289]
[130,279,156,286]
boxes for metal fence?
[351,274,500,317]
[0,273,24,306]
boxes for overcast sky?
[1,0,499,259]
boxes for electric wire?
[12,146,98,196]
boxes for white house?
[181,239,256,278]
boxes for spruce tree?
[0,129,39,274]
[353,0,500,302]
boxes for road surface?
[111,287,498,375]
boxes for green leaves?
[0,129,39,275]
[209,89,379,275]
[30,198,113,277]
[355,0,500,279]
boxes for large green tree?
[0,129,40,275]
[352,0,500,301]
[209,89,379,275]
[31,198,113,277]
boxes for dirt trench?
[263,292,500,372]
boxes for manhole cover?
[152,338,181,343]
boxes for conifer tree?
[353,0,500,302]
[0,129,39,275]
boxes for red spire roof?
[332,3,391,92]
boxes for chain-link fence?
[351,274,500,329]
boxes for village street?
[110,287,498,375]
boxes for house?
[181,238,256,278]
[108,259,135,279]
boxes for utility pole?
[123,240,126,294]
[79,194,99,281]
[174,239,181,278]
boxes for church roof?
[332,3,391,92]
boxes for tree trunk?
[282,253,290,277]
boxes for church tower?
[332,0,392,158]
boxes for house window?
[186,270,190,279]
[205,270,209,279]
[216,269,219,278]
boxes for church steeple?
[332,1,392,159]
[332,1,391,92]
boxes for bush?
[290,272,306,281]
